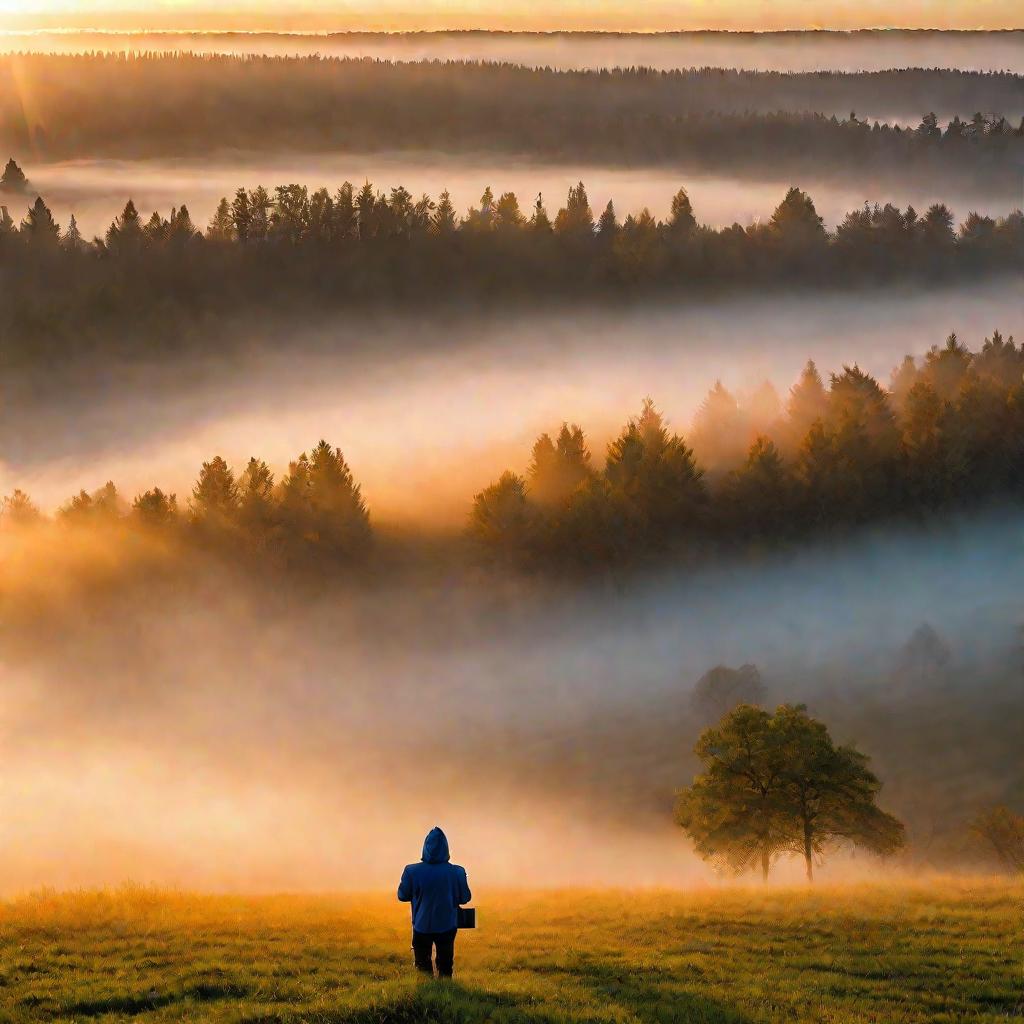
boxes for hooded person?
[397,827,472,977]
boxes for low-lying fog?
[2,505,1022,891]
[3,280,1021,524]
[2,29,1022,74]
[11,153,1019,251]
[2,284,1022,893]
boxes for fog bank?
[1,506,1021,892]
[3,281,1020,524]
[15,154,1021,243]
[3,29,1022,74]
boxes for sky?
[0,0,1020,32]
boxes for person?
[397,826,471,978]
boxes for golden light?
[0,0,1021,32]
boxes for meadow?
[0,880,1020,1023]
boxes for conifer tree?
[62,213,85,251]
[530,193,552,234]
[286,440,372,558]
[596,199,618,240]
[721,436,795,539]
[1,158,28,193]
[230,187,252,242]
[0,205,14,240]
[667,187,697,236]
[527,423,591,507]
[690,381,748,468]
[21,196,60,245]
[605,399,706,551]
[206,197,234,242]
[470,471,534,555]
[190,456,239,526]
[333,182,356,240]
[105,199,143,251]
[494,191,524,231]
[554,181,594,237]
[785,360,829,447]
[432,190,457,235]
[132,488,178,527]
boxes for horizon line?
[3,26,1024,36]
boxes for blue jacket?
[397,827,471,933]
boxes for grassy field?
[0,880,1020,1023]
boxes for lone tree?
[1,158,28,193]
[772,704,905,881]
[674,704,791,881]
[676,704,904,881]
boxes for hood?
[421,827,450,864]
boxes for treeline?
[470,330,1024,569]
[1,175,1021,369]
[0,54,1021,185]
[1,440,372,573]
[4,331,1023,576]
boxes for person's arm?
[397,866,412,902]
[457,867,471,905]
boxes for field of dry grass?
[0,879,1020,1023]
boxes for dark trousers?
[412,928,457,977]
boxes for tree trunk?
[761,847,770,882]
[804,824,814,882]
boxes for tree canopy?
[676,704,905,880]
[0,180,1019,374]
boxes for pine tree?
[0,205,15,240]
[605,399,706,552]
[62,213,85,251]
[888,355,919,416]
[230,187,252,242]
[477,185,495,229]
[144,210,168,244]
[332,182,356,240]
[190,456,239,526]
[794,419,839,527]
[667,187,697,236]
[302,440,371,558]
[915,112,941,139]
[769,187,826,256]
[527,423,591,506]
[596,199,618,240]
[690,381,748,469]
[432,190,457,235]
[206,197,234,242]
[105,199,143,251]
[470,471,534,556]
[554,181,593,238]
[1,158,28,193]
[132,488,178,527]
[494,191,524,231]
[20,196,60,246]
[355,181,376,240]
[308,187,335,243]
[237,457,277,548]
[247,186,272,242]
[168,204,196,244]
[531,193,552,234]
[721,436,795,539]
[785,360,829,445]
[922,332,971,402]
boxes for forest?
[3,330,1021,578]
[0,169,1021,370]
[0,55,1022,189]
